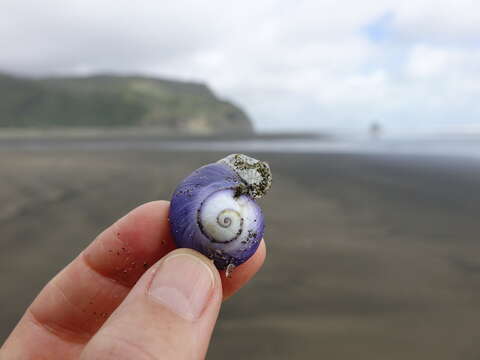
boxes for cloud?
[362,12,394,43]
[0,0,479,133]
[392,0,480,44]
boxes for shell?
[169,154,272,270]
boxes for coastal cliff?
[0,73,252,134]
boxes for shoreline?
[0,127,329,141]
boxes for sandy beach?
[2,140,480,359]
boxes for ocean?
[3,135,480,161]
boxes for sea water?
[3,135,480,161]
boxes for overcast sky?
[1,0,479,133]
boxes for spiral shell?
[169,154,271,269]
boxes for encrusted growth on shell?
[218,154,272,199]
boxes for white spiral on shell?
[216,209,242,230]
[198,190,256,244]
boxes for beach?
[2,140,480,359]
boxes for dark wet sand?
[2,146,480,359]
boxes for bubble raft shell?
[169,154,271,269]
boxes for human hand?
[1,201,266,359]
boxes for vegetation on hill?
[0,73,252,134]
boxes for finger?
[1,201,175,359]
[220,239,266,300]
[80,249,222,360]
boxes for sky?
[1,0,479,134]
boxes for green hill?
[0,73,252,134]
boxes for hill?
[0,73,252,134]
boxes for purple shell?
[168,154,271,270]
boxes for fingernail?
[148,253,214,321]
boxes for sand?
[1,145,480,359]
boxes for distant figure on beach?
[369,121,382,139]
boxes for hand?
[1,201,266,359]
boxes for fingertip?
[157,248,223,292]
[83,200,175,287]
[221,239,267,300]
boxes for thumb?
[80,249,222,360]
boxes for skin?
[0,201,266,360]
